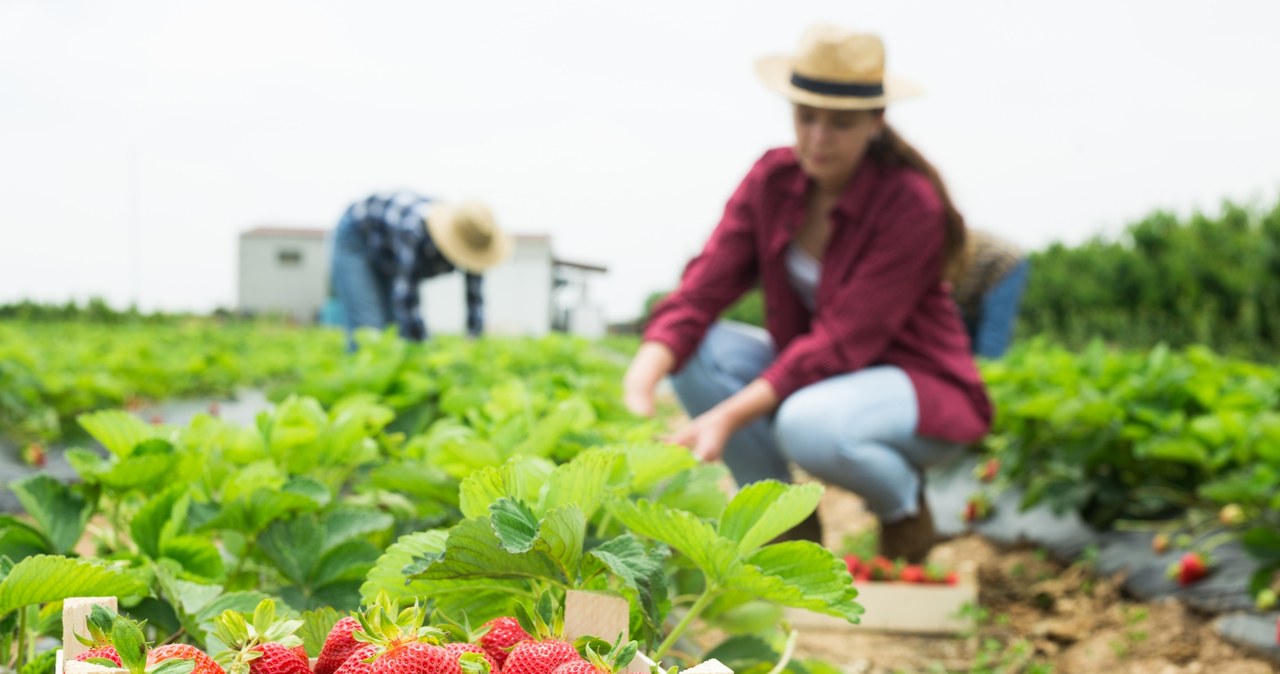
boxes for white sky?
[3,1,1279,322]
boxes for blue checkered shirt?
[345,192,484,339]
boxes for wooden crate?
[54,594,732,674]
[784,561,979,635]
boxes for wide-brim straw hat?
[425,201,513,273]
[755,24,922,110]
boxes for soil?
[792,485,1278,673]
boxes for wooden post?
[562,590,732,674]
[57,598,128,674]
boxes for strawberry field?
[3,319,1280,673]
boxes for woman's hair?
[866,120,969,283]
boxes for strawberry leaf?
[540,448,626,521]
[727,541,862,623]
[607,498,741,585]
[77,410,162,457]
[7,475,92,556]
[718,481,822,554]
[0,555,147,615]
[459,456,556,519]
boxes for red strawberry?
[944,571,959,586]
[369,642,449,674]
[315,617,363,674]
[149,644,227,674]
[291,647,308,666]
[246,643,310,674]
[75,647,123,666]
[503,640,581,674]
[332,644,379,674]
[478,617,528,670]
[899,565,926,584]
[444,643,496,674]
[550,660,597,674]
[964,494,992,523]
[868,556,897,581]
[843,554,862,576]
[1167,552,1210,586]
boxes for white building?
[237,227,331,322]
[236,228,607,337]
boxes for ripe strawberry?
[868,556,896,581]
[369,641,449,674]
[315,617,363,674]
[478,617,528,670]
[444,643,497,674]
[549,638,638,674]
[332,644,378,674]
[245,643,310,674]
[149,644,227,674]
[944,571,959,586]
[504,641,581,674]
[899,565,926,584]
[502,593,579,674]
[1166,551,1210,586]
[843,554,862,576]
[290,647,308,665]
[76,647,123,666]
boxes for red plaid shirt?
[645,148,992,443]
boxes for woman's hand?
[668,410,735,463]
[623,341,676,417]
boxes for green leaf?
[361,530,525,611]
[282,477,332,509]
[258,516,323,586]
[66,442,183,491]
[1134,436,1209,465]
[653,464,730,519]
[77,410,161,457]
[586,535,667,628]
[311,540,381,587]
[621,443,698,494]
[490,499,541,553]
[1242,527,1280,563]
[161,535,225,580]
[541,449,625,520]
[8,475,91,555]
[719,481,822,554]
[727,541,861,623]
[131,487,185,560]
[0,516,53,562]
[298,607,343,657]
[406,517,567,583]
[0,555,148,615]
[458,456,556,520]
[320,508,394,554]
[608,498,740,585]
[535,506,586,580]
[703,635,779,674]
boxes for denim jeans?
[670,321,964,521]
[330,213,392,351]
[967,259,1030,359]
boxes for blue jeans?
[330,213,392,351]
[968,259,1030,359]
[670,322,964,521]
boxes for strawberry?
[843,554,862,577]
[899,565,926,584]
[502,593,580,674]
[149,644,227,674]
[315,617,363,674]
[73,604,122,666]
[478,616,529,670]
[369,641,449,674]
[1166,551,1210,586]
[550,638,638,674]
[868,556,897,581]
[977,458,999,483]
[21,443,46,468]
[444,643,497,674]
[964,494,992,523]
[944,571,959,586]
[291,647,308,665]
[332,644,379,674]
[1152,532,1171,554]
[212,599,308,674]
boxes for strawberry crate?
[783,561,979,635]
[54,594,733,674]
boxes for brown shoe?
[878,492,936,564]
[769,511,824,546]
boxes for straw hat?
[425,201,513,273]
[755,24,922,110]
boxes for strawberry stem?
[652,586,715,662]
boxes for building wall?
[237,234,330,322]
[421,237,554,336]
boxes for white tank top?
[785,242,821,311]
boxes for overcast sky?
[3,1,1279,322]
